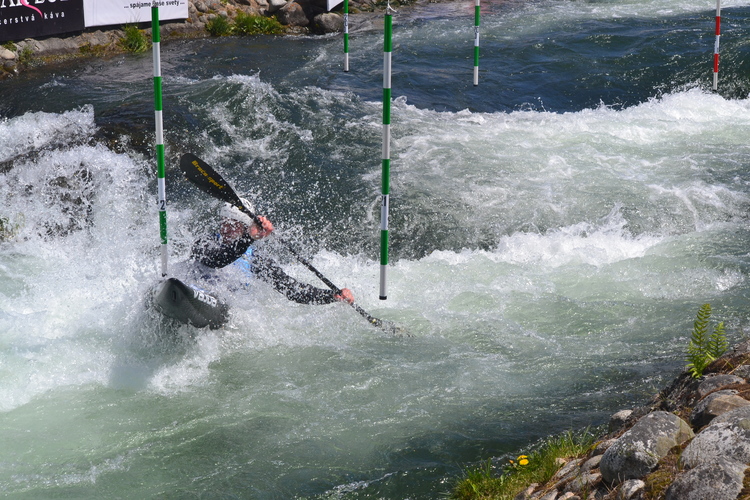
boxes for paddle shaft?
[179,153,386,329]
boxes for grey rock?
[312,12,343,33]
[514,484,538,500]
[730,339,750,355]
[733,364,750,380]
[276,1,309,25]
[618,479,645,500]
[581,454,602,473]
[600,411,693,484]
[564,471,601,495]
[609,409,633,434]
[690,391,749,428]
[592,438,616,456]
[551,458,583,484]
[0,47,15,60]
[696,373,745,398]
[681,405,750,468]
[18,37,80,56]
[267,0,287,13]
[665,457,747,500]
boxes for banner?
[83,0,188,27]
[0,0,85,43]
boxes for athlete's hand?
[249,216,274,240]
[334,288,355,304]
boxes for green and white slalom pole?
[380,4,395,300]
[473,0,480,86]
[152,5,168,277]
[343,0,350,72]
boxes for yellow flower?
[517,455,529,466]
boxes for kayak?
[150,248,254,329]
[152,277,229,329]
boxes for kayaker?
[190,198,355,305]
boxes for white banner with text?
[83,0,188,27]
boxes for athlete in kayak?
[190,198,355,305]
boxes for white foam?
[0,106,96,162]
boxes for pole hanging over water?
[380,4,395,300]
[152,5,168,277]
[713,0,721,91]
[343,0,350,72]
[473,0,480,86]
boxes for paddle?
[179,153,400,335]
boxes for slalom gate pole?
[152,5,168,277]
[473,0,480,86]
[344,0,350,72]
[380,5,394,300]
[713,0,721,91]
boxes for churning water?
[3,0,750,497]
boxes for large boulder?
[665,457,747,500]
[681,405,750,468]
[267,0,287,14]
[312,12,343,33]
[0,47,15,60]
[600,411,693,484]
[690,390,750,429]
[276,1,309,26]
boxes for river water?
[2,0,750,497]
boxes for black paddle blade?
[179,153,243,208]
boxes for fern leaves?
[686,304,728,379]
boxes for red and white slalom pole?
[713,0,721,91]
[473,0,480,86]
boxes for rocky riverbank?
[513,340,750,500]
[0,0,412,78]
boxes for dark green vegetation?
[119,24,150,53]
[206,12,284,37]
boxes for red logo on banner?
[19,0,42,17]
[0,0,85,43]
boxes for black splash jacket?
[191,233,338,305]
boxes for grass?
[451,428,600,500]
[643,448,681,500]
[79,43,107,57]
[17,45,33,65]
[206,15,233,36]
[205,12,284,37]
[119,24,150,53]
[233,12,284,35]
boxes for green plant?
[233,12,284,35]
[17,46,33,65]
[79,43,106,57]
[451,428,599,500]
[120,24,149,53]
[686,303,728,379]
[453,459,506,500]
[206,15,232,36]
